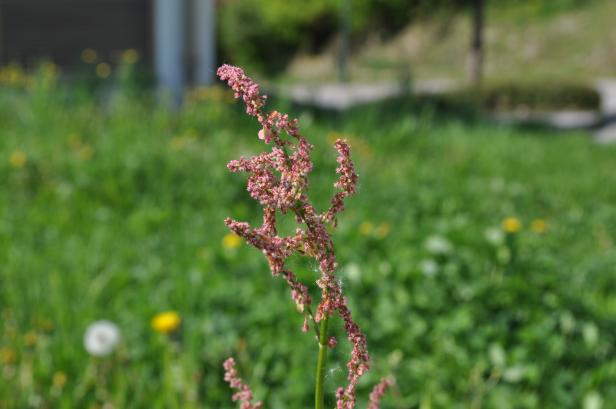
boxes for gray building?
[0,0,215,101]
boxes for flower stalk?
[315,316,330,409]
[217,64,390,409]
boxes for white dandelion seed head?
[425,235,452,255]
[420,259,439,277]
[84,320,121,357]
[584,391,603,409]
[485,227,505,246]
[327,364,342,379]
[344,262,361,283]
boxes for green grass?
[2,76,616,408]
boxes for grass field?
[2,74,616,408]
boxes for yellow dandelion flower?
[6,326,17,340]
[68,134,82,149]
[40,62,59,78]
[24,331,38,347]
[326,132,372,159]
[502,217,522,234]
[197,246,210,261]
[327,131,343,145]
[1,65,28,87]
[531,219,547,234]
[10,151,27,168]
[52,371,67,388]
[183,128,198,140]
[0,347,16,365]
[222,233,242,250]
[169,136,186,151]
[39,318,54,333]
[375,222,392,239]
[122,49,139,64]
[151,311,181,335]
[81,48,98,64]
[359,222,374,236]
[96,63,112,79]
[78,145,94,161]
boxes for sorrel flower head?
[217,64,389,409]
[223,358,263,409]
[367,378,393,409]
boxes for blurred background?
[1,0,616,408]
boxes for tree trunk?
[338,0,351,83]
[468,0,485,86]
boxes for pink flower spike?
[217,64,266,118]
[223,358,264,409]
[218,64,379,409]
[258,127,273,144]
[367,378,392,409]
[323,139,359,225]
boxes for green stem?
[315,316,330,409]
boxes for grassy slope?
[1,82,616,408]
[287,0,616,84]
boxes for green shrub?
[444,82,601,111]
[218,0,335,74]
[216,0,600,75]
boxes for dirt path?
[283,79,616,142]
[595,79,616,143]
[281,80,453,110]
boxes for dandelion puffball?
[83,320,121,357]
